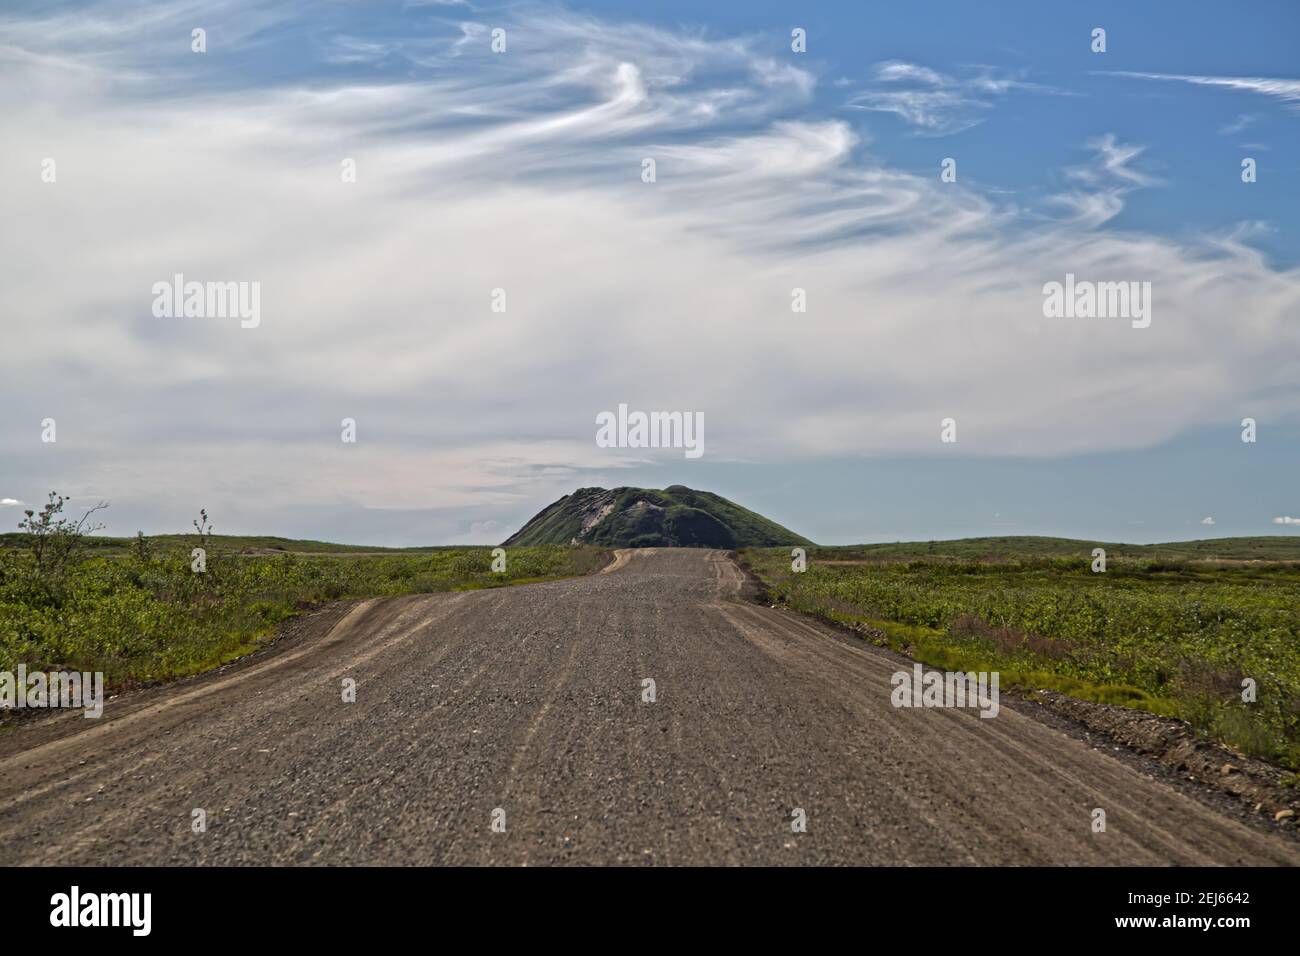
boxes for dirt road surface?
[2,549,1296,865]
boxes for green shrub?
[743,548,1300,767]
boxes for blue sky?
[568,0,1300,264]
[1,0,1298,545]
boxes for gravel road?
[2,548,1296,865]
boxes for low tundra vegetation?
[0,496,605,690]
[742,547,1300,768]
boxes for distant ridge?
[502,485,812,549]
[815,535,1300,562]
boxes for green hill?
[502,485,812,549]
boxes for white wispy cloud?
[1201,516,1215,526]
[1219,113,1256,135]
[1103,71,1300,108]
[1051,133,1160,227]
[1274,516,1300,526]
[846,60,1070,135]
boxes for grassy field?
[806,535,1300,562]
[0,535,607,691]
[742,538,1300,768]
